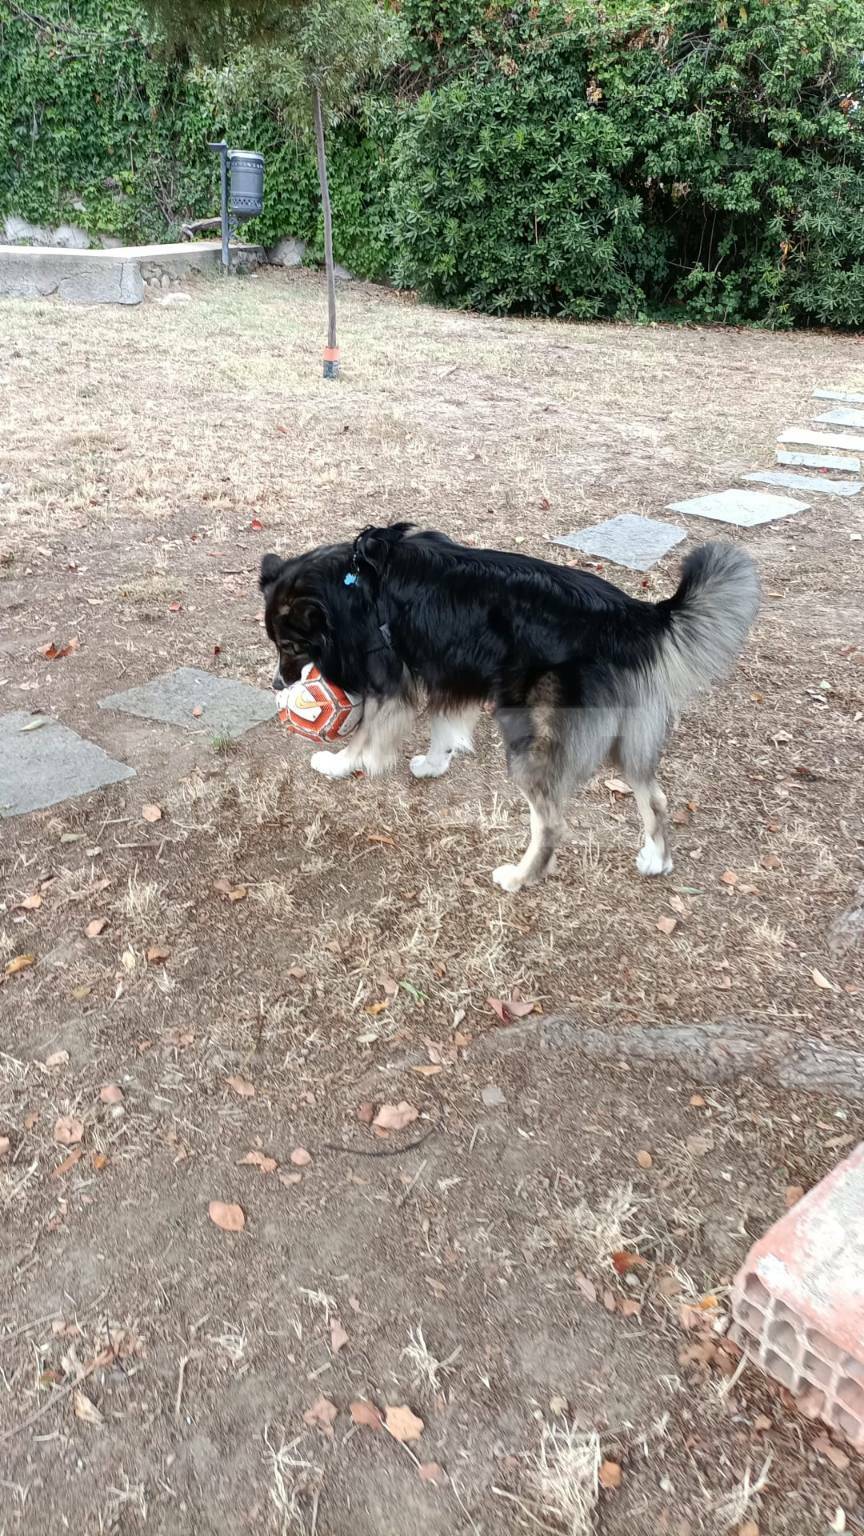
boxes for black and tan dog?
[261,524,759,893]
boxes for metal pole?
[207,141,230,273]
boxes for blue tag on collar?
[344,571,358,586]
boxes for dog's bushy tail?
[656,542,760,705]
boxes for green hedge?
[1,0,863,325]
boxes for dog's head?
[260,526,417,695]
[259,547,338,690]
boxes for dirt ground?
[1,270,863,1536]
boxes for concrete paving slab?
[779,428,864,452]
[743,470,862,497]
[550,513,686,571]
[0,712,134,818]
[813,389,864,405]
[666,489,808,527]
[814,409,864,429]
[777,450,861,473]
[99,667,277,739]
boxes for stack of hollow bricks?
[731,1141,864,1451]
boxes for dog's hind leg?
[492,789,566,893]
[617,705,674,876]
[411,705,480,779]
[630,779,673,875]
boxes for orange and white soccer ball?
[276,664,363,743]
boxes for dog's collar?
[343,546,392,653]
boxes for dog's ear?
[354,523,412,580]
[259,553,285,593]
[288,597,328,639]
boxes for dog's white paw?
[636,840,673,877]
[410,751,452,779]
[492,863,525,894]
[310,750,355,780]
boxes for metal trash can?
[228,150,264,222]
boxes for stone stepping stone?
[99,667,277,739]
[743,470,862,498]
[814,388,864,405]
[814,408,864,430]
[779,428,864,453]
[1,712,134,818]
[550,512,686,572]
[777,449,861,473]
[666,489,808,527]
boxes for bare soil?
[1,271,863,1535]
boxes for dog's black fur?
[261,524,759,891]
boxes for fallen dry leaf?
[656,915,677,936]
[574,1274,597,1303]
[356,1102,375,1124]
[214,878,247,903]
[720,869,738,886]
[671,806,690,826]
[45,1050,69,1069]
[412,1063,443,1077]
[208,1200,245,1232]
[636,1149,653,1169]
[611,1250,645,1276]
[486,996,537,1024]
[549,1395,568,1416]
[192,704,203,718]
[785,1184,805,1207]
[146,945,170,964]
[239,1150,278,1174]
[373,1101,419,1132]
[303,1396,338,1434]
[99,1084,124,1105]
[752,1414,772,1433]
[85,918,108,938]
[603,777,631,796]
[599,1460,623,1491]
[760,852,781,870]
[286,964,307,980]
[331,1318,349,1353]
[0,1136,9,1157]
[227,1075,255,1099]
[418,1462,445,1484]
[279,1170,303,1187]
[620,1298,642,1319]
[290,1147,312,1167]
[41,638,79,661]
[812,967,836,992]
[367,832,396,847]
[53,1115,84,1146]
[72,1389,103,1426]
[738,1522,759,1536]
[90,1152,108,1171]
[51,1148,83,1178]
[350,1399,382,1430]
[385,1404,424,1443]
[19,893,43,911]
[24,1109,39,1130]
[812,1434,850,1473]
[142,804,163,823]
[4,953,35,977]
[689,1093,706,1107]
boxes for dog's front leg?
[311,695,414,780]
[410,706,480,779]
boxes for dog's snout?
[271,667,284,693]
